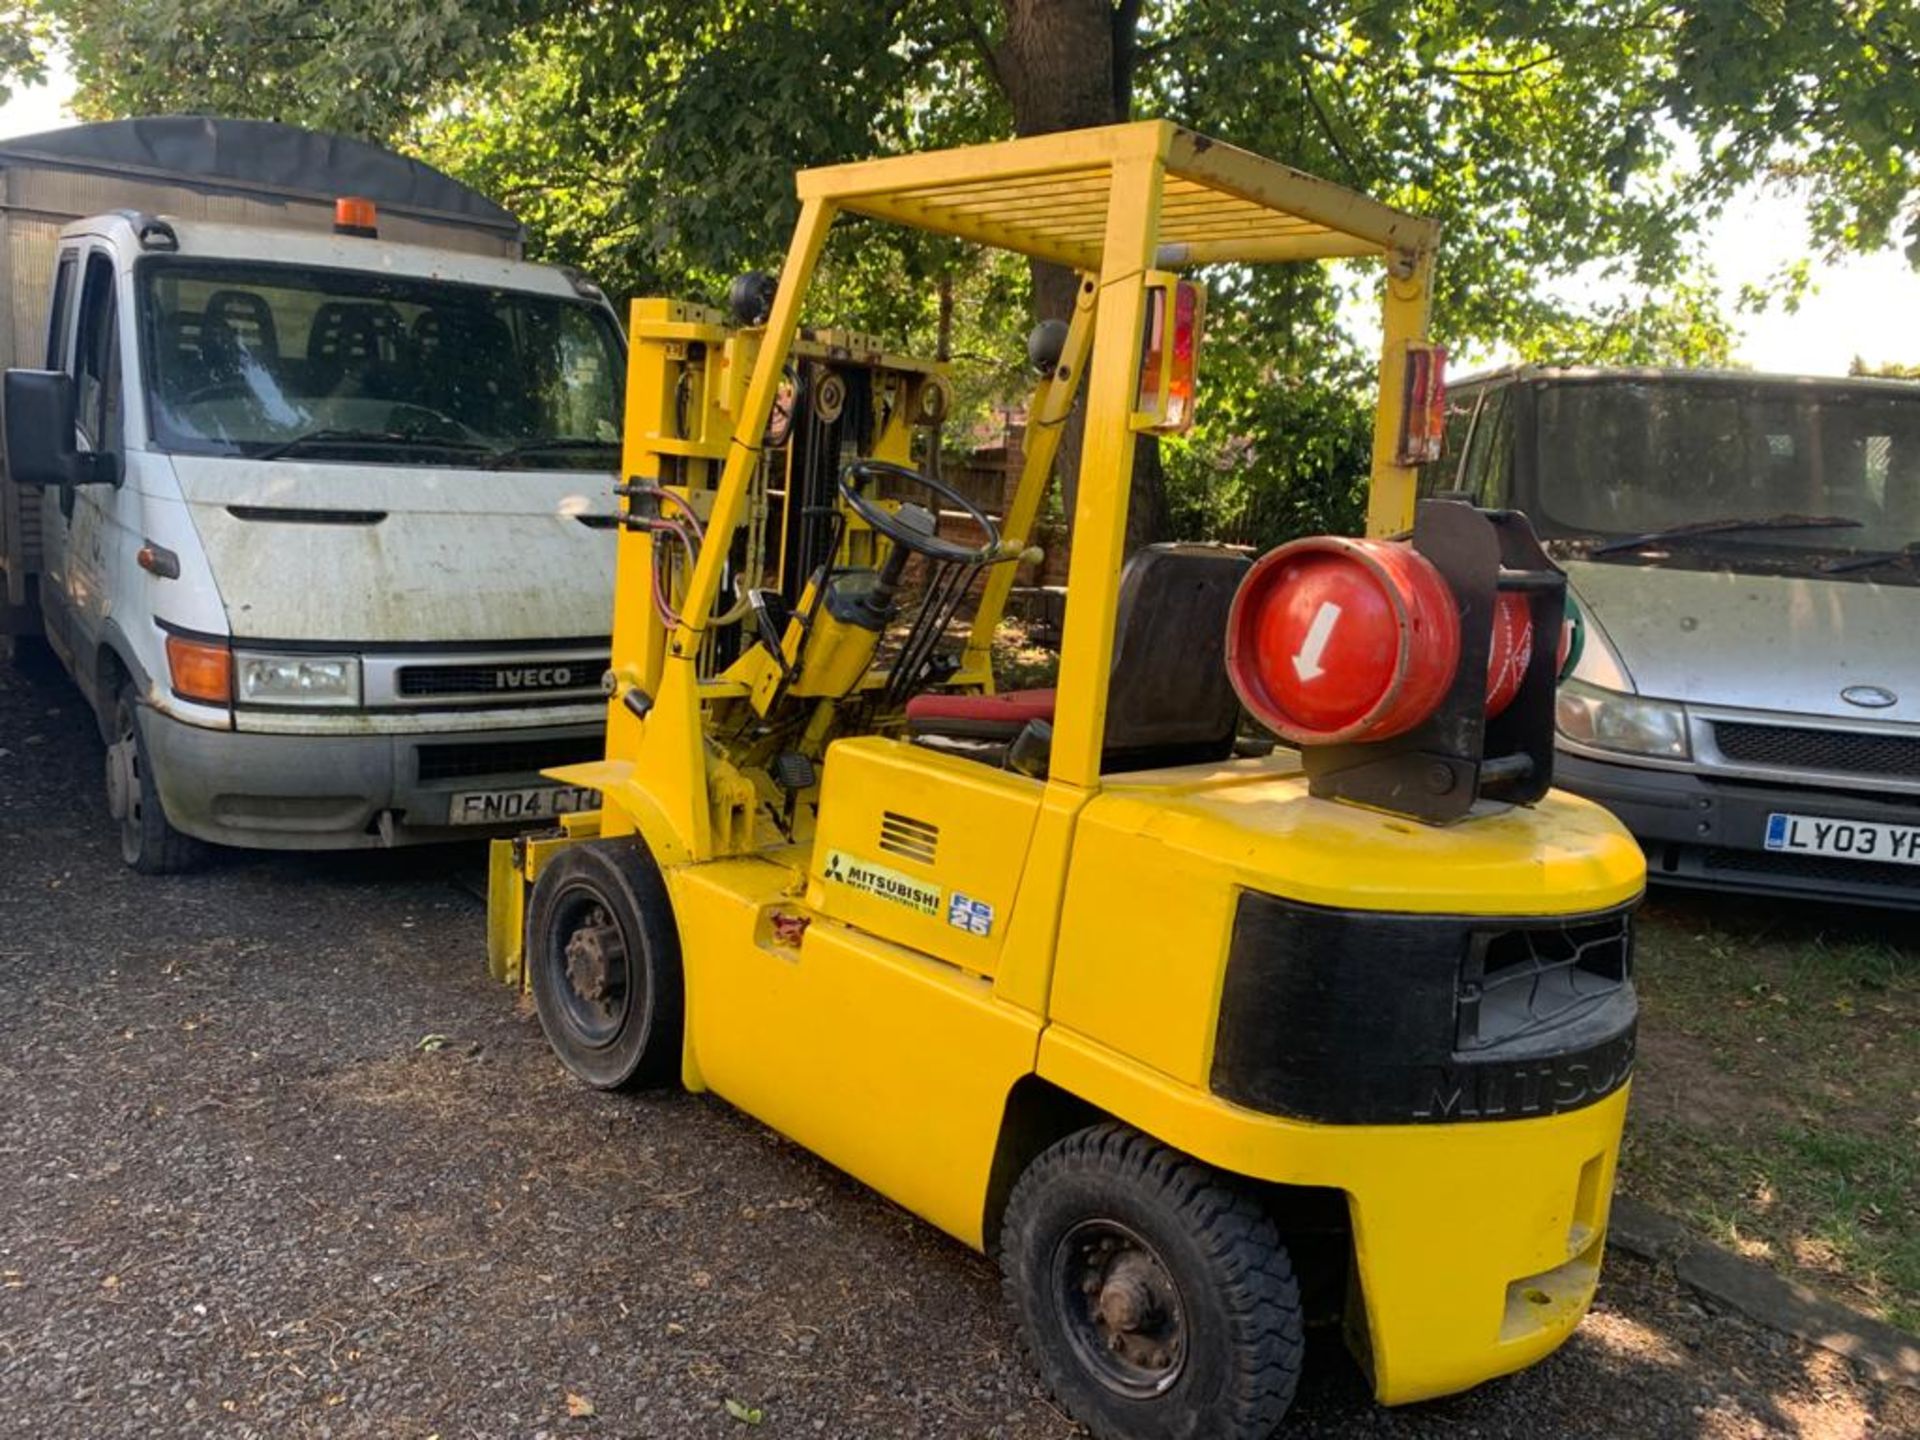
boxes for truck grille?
[1701,846,1920,893]
[416,735,604,783]
[1713,722,1920,779]
[398,660,602,698]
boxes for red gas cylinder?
[1486,590,1533,718]
[1227,537,1544,744]
[1226,536,1461,745]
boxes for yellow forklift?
[488,121,1644,1439]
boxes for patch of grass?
[1621,893,1920,1333]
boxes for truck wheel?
[106,687,206,875]
[1000,1124,1303,1440]
[527,840,684,1091]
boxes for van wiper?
[480,437,620,470]
[252,428,493,461]
[1590,514,1861,557]
[1822,539,1920,575]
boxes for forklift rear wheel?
[107,686,206,875]
[528,841,684,1091]
[1000,1123,1303,1440]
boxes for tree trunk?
[992,0,1166,554]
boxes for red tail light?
[1135,275,1206,434]
[1396,342,1447,466]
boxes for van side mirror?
[3,369,119,488]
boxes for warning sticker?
[822,849,941,917]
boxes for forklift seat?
[902,686,1058,740]
[906,543,1251,772]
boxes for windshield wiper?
[480,437,620,470]
[1822,539,1920,575]
[1590,514,1862,557]
[252,428,493,461]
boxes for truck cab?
[1,119,623,869]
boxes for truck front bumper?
[1557,750,1920,908]
[144,708,602,851]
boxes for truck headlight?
[233,650,361,706]
[1556,678,1689,759]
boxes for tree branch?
[1291,50,1360,182]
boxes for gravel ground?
[1,653,1915,1440]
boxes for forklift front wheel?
[1000,1124,1303,1440]
[527,840,684,1091]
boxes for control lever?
[747,587,795,676]
[861,502,938,625]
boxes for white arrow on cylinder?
[1292,601,1342,681]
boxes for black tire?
[1000,1124,1303,1440]
[527,840,684,1090]
[105,686,207,875]
[3,633,59,677]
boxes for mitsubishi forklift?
[488,121,1644,1439]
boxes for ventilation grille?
[878,811,939,864]
[416,734,604,783]
[1713,722,1920,779]
[1701,846,1920,892]
[399,662,600,698]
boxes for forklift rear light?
[1395,341,1447,466]
[165,634,232,706]
[1133,274,1205,434]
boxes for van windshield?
[1536,380,1920,560]
[138,258,624,468]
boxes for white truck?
[1,117,622,871]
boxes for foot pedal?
[772,751,817,794]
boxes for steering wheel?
[838,458,1003,565]
[180,379,252,406]
[385,402,478,440]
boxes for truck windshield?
[1536,380,1920,558]
[138,258,623,468]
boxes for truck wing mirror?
[3,369,118,488]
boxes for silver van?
[1422,366,1920,907]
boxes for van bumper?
[1555,751,1920,908]
[142,709,603,851]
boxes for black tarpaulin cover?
[0,115,518,235]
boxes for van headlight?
[233,650,361,706]
[1555,678,1689,759]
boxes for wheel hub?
[105,737,135,822]
[1094,1257,1158,1334]
[1057,1221,1187,1396]
[564,910,624,1004]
